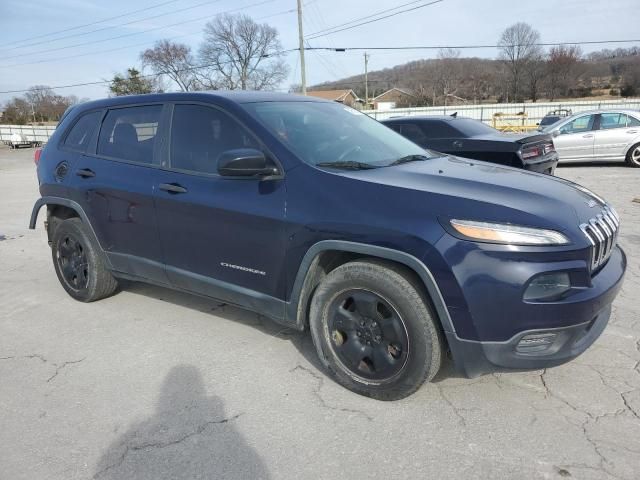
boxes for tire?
[626,142,640,168]
[51,217,118,302]
[309,259,443,401]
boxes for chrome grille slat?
[581,205,620,272]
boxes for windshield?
[242,101,430,167]
[451,118,500,136]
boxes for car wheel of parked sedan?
[51,218,118,302]
[309,259,443,400]
[626,143,640,168]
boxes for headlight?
[450,219,569,245]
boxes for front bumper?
[446,304,612,377]
[443,245,626,378]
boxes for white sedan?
[543,109,640,167]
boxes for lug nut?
[331,330,345,346]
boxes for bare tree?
[526,53,546,102]
[547,45,582,100]
[198,13,288,90]
[434,48,462,105]
[498,22,542,102]
[141,40,196,92]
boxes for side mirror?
[217,149,278,177]
[552,130,561,137]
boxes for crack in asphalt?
[0,353,47,363]
[46,358,86,383]
[435,384,467,427]
[290,364,373,422]
[92,413,243,479]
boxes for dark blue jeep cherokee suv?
[30,92,626,400]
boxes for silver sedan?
[543,109,640,167]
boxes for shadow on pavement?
[93,365,270,479]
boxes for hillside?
[310,47,640,107]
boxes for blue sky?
[0,0,638,103]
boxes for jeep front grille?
[580,205,620,271]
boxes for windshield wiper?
[387,154,430,166]
[316,161,379,170]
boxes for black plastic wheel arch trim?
[29,196,112,268]
[286,240,456,335]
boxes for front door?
[154,103,288,312]
[553,114,597,161]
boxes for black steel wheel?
[326,289,409,383]
[56,234,89,291]
[51,217,118,302]
[310,259,443,400]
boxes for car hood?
[338,155,606,234]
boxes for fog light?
[523,272,571,301]
[516,333,557,353]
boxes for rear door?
[593,113,639,160]
[67,103,168,283]
[552,114,597,161]
[154,102,288,306]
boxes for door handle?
[76,168,95,178]
[627,130,638,134]
[159,183,188,194]
[453,140,463,148]
[582,134,594,138]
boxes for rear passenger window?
[170,104,259,174]
[397,124,428,144]
[420,120,460,138]
[63,111,102,152]
[97,105,162,164]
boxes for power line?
[0,0,277,63]
[0,7,297,70]
[306,0,433,37]
[2,0,181,48]
[1,0,228,53]
[303,39,640,51]
[305,0,444,40]
[0,49,298,95]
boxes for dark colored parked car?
[382,115,559,174]
[30,92,625,400]
[537,108,572,131]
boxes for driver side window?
[560,115,595,134]
[170,104,259,174]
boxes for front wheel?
[51,218,118,302]
[309,260,443,400]
[626,142,640,168]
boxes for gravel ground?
[1,145,639,480]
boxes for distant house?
[372,88,417,110]
[306,89,362,108]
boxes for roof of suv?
[72,91,330,112]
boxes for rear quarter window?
[62,110,102,152]
[97,105,163,164]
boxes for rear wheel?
[626,143,640,168]
[51,218,118,302]
[309,260,442,400]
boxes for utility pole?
[296,0,307,95]
[364,52,369,109]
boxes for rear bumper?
[524,153,559,174]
